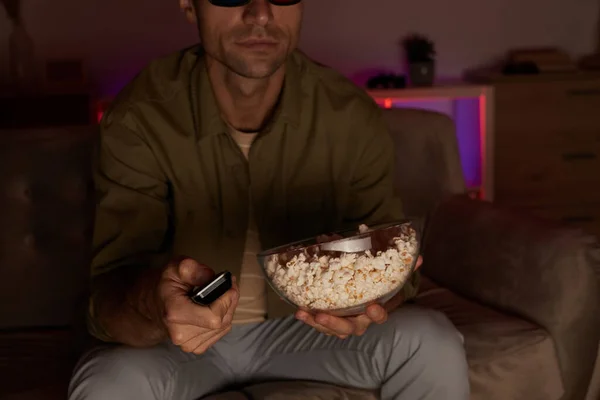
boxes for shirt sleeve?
[344,103,421,300]
[87,117,170,340]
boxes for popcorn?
[265,224,418,310]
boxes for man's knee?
[68,345,175,400]
[387,306,462,342]
[399,306,461,338]
[379,307,469,399]
[392,307,469,382]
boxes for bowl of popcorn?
[257,220,421,317]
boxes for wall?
[1,0,598,96]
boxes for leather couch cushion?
[0,329,78,399]
[422,196,600,399]
[0,128,96,328]
[416,277,564,400]
[587,348,600,400]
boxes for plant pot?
[408,61,435,87]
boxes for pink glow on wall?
[478,94,488,199]
[96,99,112,123]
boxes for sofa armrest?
[422,195,600,400]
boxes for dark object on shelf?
[402,33,436,87]
[502,61,540,75]
[506,48,576,74]
[367,74,406,89]
[407,63,435,87]
[0,93,94,129]
[580,54,600,70]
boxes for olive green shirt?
[89,46,418,338]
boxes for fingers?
[177,258,215,287]
[314,313,355,337]
[167,279,239,354]
[191,325,232,355]
[415,255,424,271]
[365,304,388,324]
[160,258,215,299]
[169,323,214,347]
[297,310,368,339]
[296,308,383,338]
[167,284,238,354]
[348,314,373,336]
[163,263,239,327]
[171,323,231,354]
[162,285,236,329]
[209,277,239,325]
[296,311,343,338]
[159,258,239,355]
[221,277,239,325]
[309,306,387,338]
[163,295,215,328]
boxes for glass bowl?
[257,220,421,317]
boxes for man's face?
[187,0,303,79]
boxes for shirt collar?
[190,46,302,139]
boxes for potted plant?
[402,33,436,87]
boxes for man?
[68,0,469,399]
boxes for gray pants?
[69,306,469,400]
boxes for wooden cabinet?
[0,92,95,129]
[492,74,600,238]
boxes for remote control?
[189,271,233,306]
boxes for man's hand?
[295,255,423,339]
[156,257,239,354]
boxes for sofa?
[0,108,598,400]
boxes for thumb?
[177,258,215,287]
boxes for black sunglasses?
[209,0,301,6]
